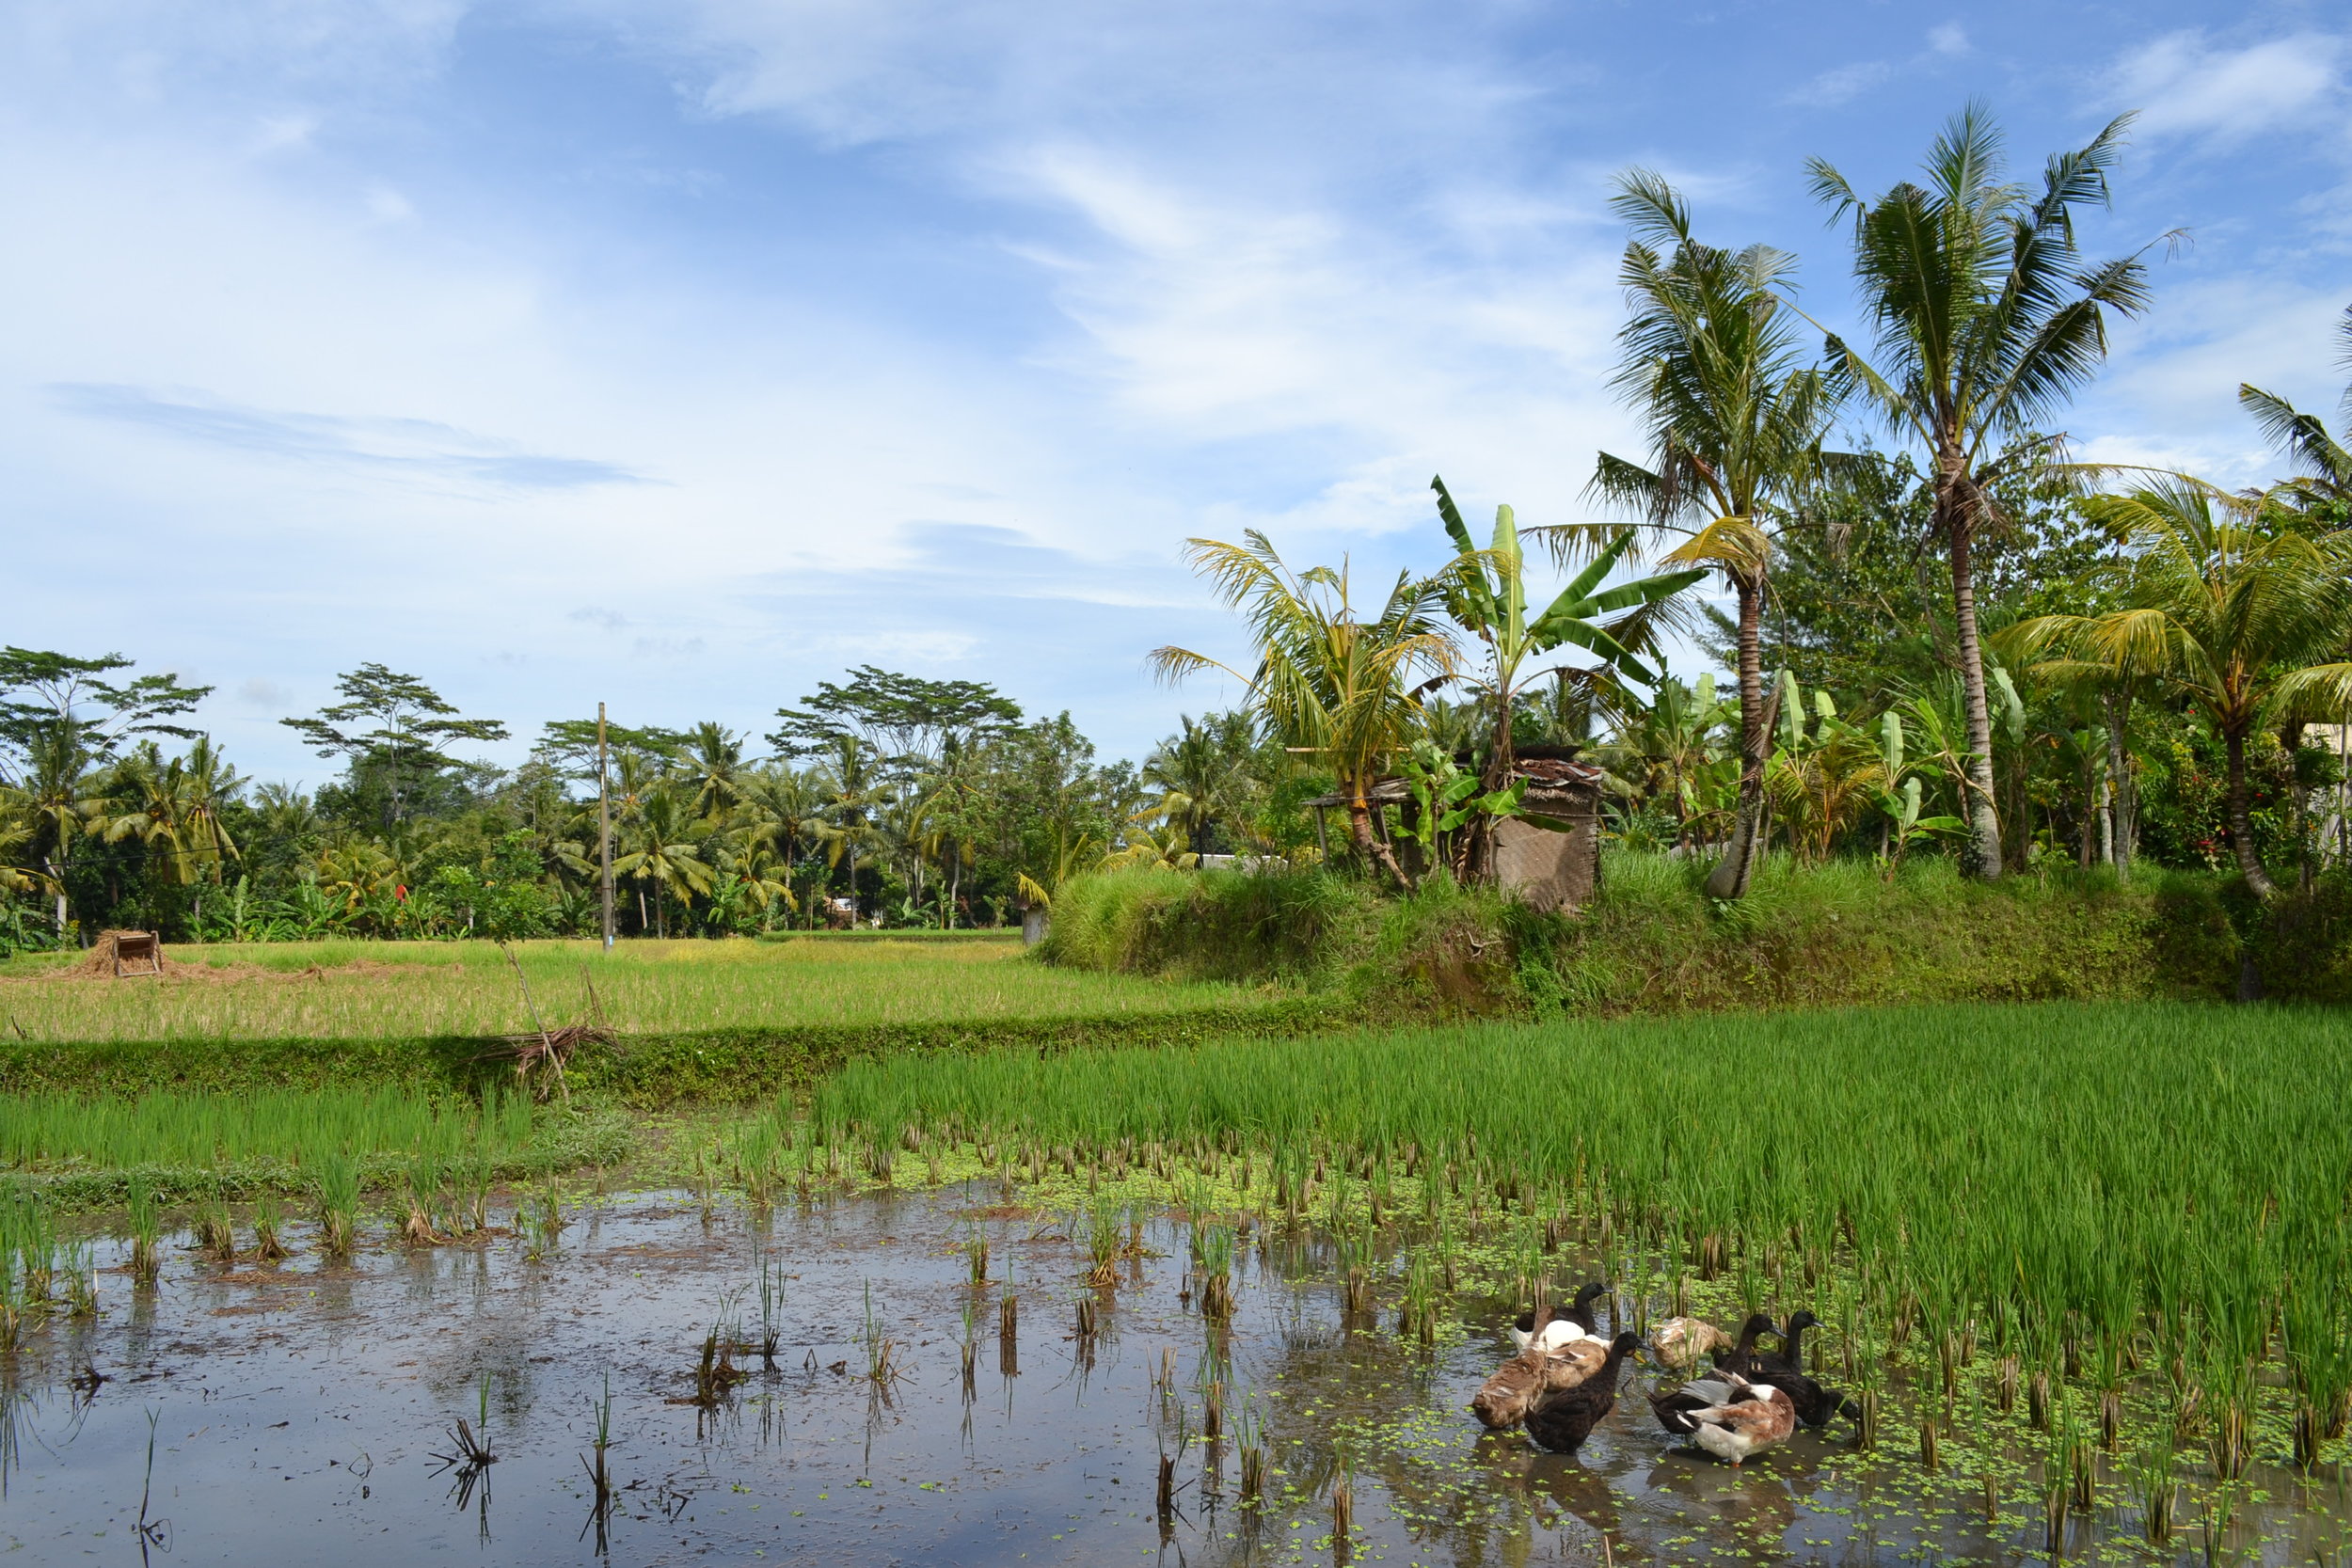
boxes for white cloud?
[1785,60,1892,109]
[1928,24,1968,57]
[2110,30,2346,144]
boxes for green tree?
[1432,470,1703,880]
[1806,104,2158,879]
[1576,171,1841,898]
[2003,477,2352,895]
[2238,304,2352,519]
[282,664,508,828]
[1139,712,1260,856]
[1152,534,1463,889]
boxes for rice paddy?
[0,929,2343,1562]
[0,935,1278,1042]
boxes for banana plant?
[1431,475,1705,879]
[1398,739,1525,879]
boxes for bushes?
[1038,853,2352,1014]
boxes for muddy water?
[1,1190,2344,1565]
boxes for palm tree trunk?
[47,856,66,934]
[2223,726,2277,898]
[1348,789,1412,892]
[2103,691,2134,879]
[1946,505,2005,879]
[1705,575,1768,900]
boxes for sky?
[4,0,2348,784]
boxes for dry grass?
[0,937,1266,1043]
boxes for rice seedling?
[251,1196,289,1263]
[2135,1430,2178,1547]
[60,1244,95,1319]
[1195,1225,1235,1321]
[963,1224,989,1286]
[581,1373,615,1528]
[691,1291,750,1406]
[195,1193,236,1266]
[125,1178,160,1288]
[755,1256,787,1369]
[857,1281,905,1394]
[1236,1402,1265,1510]
[1082,1199,1121,1290]
[317,1153,359,1260]
[524,1183,564,1261]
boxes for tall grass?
[811,1000,2350,1419]
[0,937,1267,1043]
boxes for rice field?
[0,1086,536,1172]
[802,1001,2352,1484]
[0,935,1275,1042]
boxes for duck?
[1474,1307,1619,1430]
[1524,1332,1644,1454]
[1646,1315,1735,1374]
[1718,1310,1858,1430]
[1647,1314,1775,1436]
[1682,1373,1796,1466]
[1509,1282,1608,1354]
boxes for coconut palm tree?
[1804,104,2159,879]
[2238,305,2352,516]
[2002,476,2352,896]
[1151,534,1464,889]
[18,722,101,932]
[1140,713,1259,856]
[1431,470,1705,880]
[677,721,747,821]
[1564,171,1843,898]
[809,736,886,907]
[612,786,716,936]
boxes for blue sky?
[6,0,2347,783]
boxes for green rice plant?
[756,1255,787,1369]
[316,1153,358,1259]
[964,1223,990,1285]
[195,1194,237,1265]
[1195,1225,1236,1321]
[2134,1429,2178,1547]
[525,1183,564,1261]
[252,1196,289,1263]
[1083,1199,1122,1290]
[1398,1247,1438,1345]
[124,1178,160,1288]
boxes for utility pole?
[598,702,614,952]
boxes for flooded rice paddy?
[2,1185,2346,1566]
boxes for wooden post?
[598,703,614,952]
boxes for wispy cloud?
[2109,30,2346,144]
[47,384,651,490]
[1784,60,1893,108]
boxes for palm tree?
[1140,713,1259,856]
[612,786,716,936]
[1432,471,1704,880]
[19,722,100,932]
[1152,534,1463,889]
[2238,305,2352,515]
[809,736,886,909]
[2002,476,2352,895]
[1569,172,1841,899]
[1805,104,2159,879]
[677,721,747,820]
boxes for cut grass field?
[0,935,1282,1042]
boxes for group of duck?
[1470,1284,1859,1466]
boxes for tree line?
[7,107,2352,945]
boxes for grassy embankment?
[1040,849,2352,1010]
